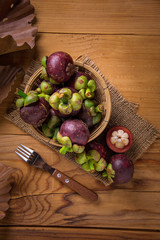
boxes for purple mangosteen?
[49,87,83,117]
[57,119,90,154]
[46,51,75,84]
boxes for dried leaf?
[0,0,37,55]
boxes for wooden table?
[0,1,160,239]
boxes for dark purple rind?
[54,108,80,118]
[77,104,93,128]
[20,98,50,126]
[46,51,75,83]
[86,141,107,159]
[60,119,90,145]
[109,154,134,184]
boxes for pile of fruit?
[16,51,134,184]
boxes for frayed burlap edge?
[5,55,160,186]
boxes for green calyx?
[75,149,107,173]
[81,162,91,172]
[38,93,50,102]
[40,66,48,80]
[85,88,94,99]
[75,76,88,90]
[16,89,39,107]
[24,93,39,106]
[57,132,85,155]
[95,158,107,171]
[41,56,47,68]
[59,88,72,101]
[49,88,82,115]
[78,89,87,100]
[87,80,96,92]
[72,144,85,154]
[70,93,83,111]
[84,99,95,109]
[88,159,95,172]
[49,77,59,85]
[75,151,87,165]
[57,132,72,148]
[58,103,72,115]
[40,57,59,85]
[76,78,96,99]
[59,146,73,155]
[16,98,24,108]
[89,104,104,117]
[42,123,54,138]
[83,99,103,125]
[60,144,85,155]
[85,79,96,98]
[49,92,60,110]
[93,113,102,125]
[86,150,100,162]
[102,163,115,183]
[41,112,61,139]
[40,58,59,84]
[95,104,104,113]
[40,81,53,95]
[35,87,42,94]
[89,106,97,117]
[47,115,61,129]
[52,127,60,141]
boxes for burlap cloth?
[5,55,160,185]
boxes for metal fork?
[15,144,98,201]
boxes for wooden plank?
[0,134,160,196]
[0,34,160,132]
[1,190,160,230]
[34,33,160,129]
[0,0,159,236]
[0,226,160,240]
[31,0,160,35]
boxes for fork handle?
[52,169,98,201]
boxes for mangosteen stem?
[59,93,69,104]
[85,88,93,98]
[52,127,60,140]
[88,160,95,171]
[106,163,115,177]
[59,146,73,155]
[95,104,104,113]
[102,163,115,182]
[16,89,27,99]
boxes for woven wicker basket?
[24,61,112,147]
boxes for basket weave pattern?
[24,61,112,147]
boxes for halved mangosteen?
[106,126,133,153]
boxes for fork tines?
[15,144,34,162]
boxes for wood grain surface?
[31,0,160,35]
[1,227,160,240]
[0,0,160,239]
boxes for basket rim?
[24,60,112,147]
